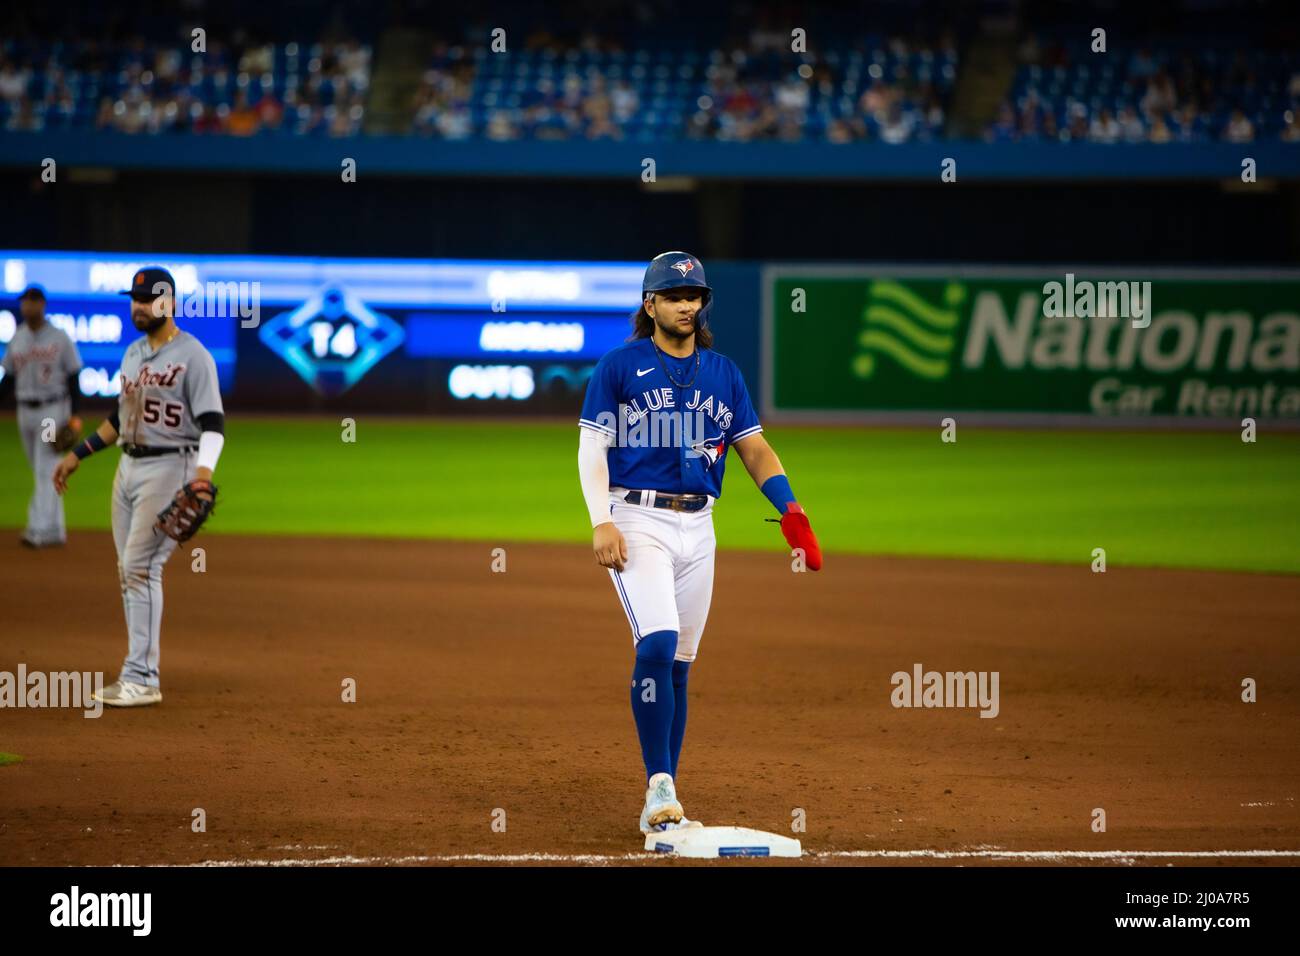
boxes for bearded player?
[52,267,225,707]
[577,251,823,834]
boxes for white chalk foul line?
[823,850,1300,861]
[180,848,1300,867]
[183,853,644,867]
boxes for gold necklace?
[151,326,179,351]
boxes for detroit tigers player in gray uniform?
[53,267,226,707]
[0,284,83,547]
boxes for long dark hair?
[630,298,714,349]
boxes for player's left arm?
[732,431,783,488]
[187,347,227,483]
[153,347,225,543]
[194,412,224,482]
[732,431,806,517]
[734,432,823,571]
[727,355,823,571]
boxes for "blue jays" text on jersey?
[579,338,762,497]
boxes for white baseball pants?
[110,450,195,688]
[17,398,71,545]
[606,487,716,662]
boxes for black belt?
[18,396,66,408]
[623,490,709,513]
[122,443,198,458]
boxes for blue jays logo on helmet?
[642,251,713,328]
[643,251,709,296]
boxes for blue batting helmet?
[641,251,713,328]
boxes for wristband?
[74,433,107,460]
[760,474,797,513]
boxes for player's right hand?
[52,453,79,495]
[593,521,628,572]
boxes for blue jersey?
[579,337,762,498]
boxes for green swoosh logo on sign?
[862,305,955,352]
[852,280,965,380]
[855,331,951,378]
[870,280,961,329]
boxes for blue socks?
[669,659,691,779]
[630,632,695,782]
[631,629,678,781]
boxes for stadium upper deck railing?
[3,131,1298,179]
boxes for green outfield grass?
[2,416,1297,573]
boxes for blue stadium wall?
[5,132,1299,180]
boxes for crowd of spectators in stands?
[409,27,957,143]
[988,34,1300,143]
[7,20,1296,144]
[0,34,371,135]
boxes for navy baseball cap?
[121,267,176,301]
[18,283,47,301]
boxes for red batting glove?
[779,502,822,571]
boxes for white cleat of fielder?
[643,816,705,835]
[93,680,162,708]
[640,772,700,834]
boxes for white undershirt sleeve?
[197,431,225,473]
[578,426,616,528]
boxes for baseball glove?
[769,502,823,571]
[155,479,218,543]
[53,422,80,453]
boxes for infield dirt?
[2,533,1296,866]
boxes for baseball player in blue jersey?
[578,251,823,834]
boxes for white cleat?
[643,815,705,835]
[639,772,688,834]
[93,680,162,708]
